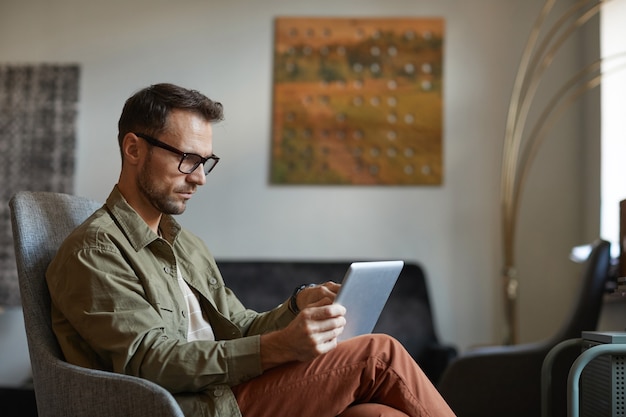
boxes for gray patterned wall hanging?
[0,64,80,306]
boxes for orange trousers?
[232,334,456,417]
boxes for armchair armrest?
[33,357,184,417]
[437,341,578,417]
[438,342,549,417]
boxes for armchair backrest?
[10,191,183,417]
[10,191,101,365]
[551,238,611,343]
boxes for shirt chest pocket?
[156,302,188,340]
[156,272,188,339]
[151,268,187,339]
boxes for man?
[46,83,455,417]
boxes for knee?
[364,334,405,353]
[348,334,409,361]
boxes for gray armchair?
[9,191,184,417]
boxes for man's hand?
[259,302,346,369]
[296,281,341,310]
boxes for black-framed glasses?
[134,133,219,175]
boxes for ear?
[121,132,143,167]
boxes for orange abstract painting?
[270,17,444,185]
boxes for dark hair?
[117,83,224,151]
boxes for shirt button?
[209,278,217,285]
[163,267,170,274]
[213,389,223,397]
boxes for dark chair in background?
[437,239,611,417]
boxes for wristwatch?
[289,283,314,314]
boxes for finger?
[303,304,346,320]
[313,326,344,352]
[312,282,340,300]
[311,315,346,333]
[301,317,346,345]
[308,297,333,308]
[321,281,341,294]
[298,284,335,308]
[309,282,340,304]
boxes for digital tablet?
[335,260,404,342]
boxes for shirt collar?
[105,185,182,251]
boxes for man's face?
[137,110,214,215]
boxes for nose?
[187,164,207,185]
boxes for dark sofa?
[216,259,457,383]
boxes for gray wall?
[0,0,602,352]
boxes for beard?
[137,156,189,215]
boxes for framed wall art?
[270,17,444,186]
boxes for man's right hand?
[259,302,346,369]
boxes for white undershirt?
[176,267,215,341]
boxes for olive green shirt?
[46,186,296,416]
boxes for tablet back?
[335,260,404,342]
